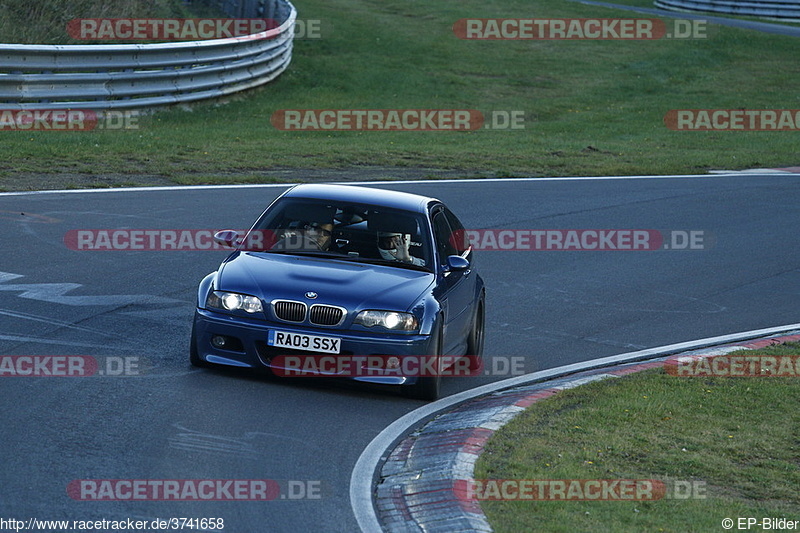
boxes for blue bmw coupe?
[190,184,485,400]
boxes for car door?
[431,206,476,355]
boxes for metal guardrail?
[654,0,800,20]
[0,0,296,110]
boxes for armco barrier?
[654,0,800,20]
[0,0,296,110]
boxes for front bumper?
[192,308,434,385]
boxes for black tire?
[189,319,210,368]
[466,297,485,358]
[403,324,443,401]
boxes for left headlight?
[354,310,418,331]
[206,291,263,314]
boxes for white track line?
[349,322,800,533]
[1,172,791,197]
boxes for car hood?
[217,252,435,312]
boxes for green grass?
[474,343,800,532]
[1,0,800,190]
[0,0,210,44]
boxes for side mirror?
[446,255,470,272]
[213,230,241,248]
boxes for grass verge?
[474,342,800,532]
[1,0,799,190]
[0,0,212,44]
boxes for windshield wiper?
[253,250,431,271]
[253,250,344,259]
[343,257,431,272]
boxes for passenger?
[377,232,425,266]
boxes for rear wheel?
[403,325,443,401]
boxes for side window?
[443,208,471,258]
[432,211,457,265]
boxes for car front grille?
[273,300,307,323]
[309,304,345,326]
[271,300,346,326]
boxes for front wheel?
[466,298,485,358]
[403,325,443,401]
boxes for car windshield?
[239,198,433,271]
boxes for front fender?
[196,271,217,309]
[415,296,442,337]
[474,273,485,306]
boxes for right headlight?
[354,310,419,331]
[206,291,263,314]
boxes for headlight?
[354,310,418,331]
[206,291,263,314]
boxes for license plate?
[268,330,341,354]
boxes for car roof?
[281,184,439,213]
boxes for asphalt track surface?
[1,174,798,532]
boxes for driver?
[305,222,333,251]
[377,232,425,266]
[273,221,333,252]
